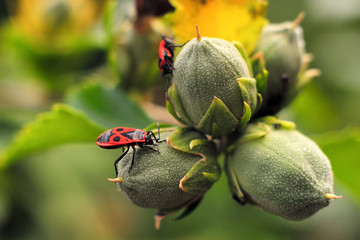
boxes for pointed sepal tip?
[107,177,123,183]
[325,193,342,199]
[196,24,201,41]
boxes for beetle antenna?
[157,123,161,141]
[148,125,165,143]
[156,123,166,143]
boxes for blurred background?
[0,0,359,239]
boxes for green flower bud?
[253,13,318,116]
[110,126,220,228]
[167,27,259,138]
[225,117,341,220]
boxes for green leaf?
[250,52,268,94]
[181,159,220,194]
[168,127,220,194]
[259,116,296,130]
[189,139,213,149]
[197,97,239,138]
[238,122,270,144]
[313,127,360,204]
[225,163,245,203]
[166,100,188,125]
[238,101,251,130]
[167,83,194,126]
[202,172,219,182]
[233,41,253,76]
[237,77,258,112]
[284,83,343,134]
[66,81,152,129]
[143,122,176,132]
[168,127,211,155]
[255,93,263,114]
[0,104,106,170]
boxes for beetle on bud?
[109,125,220,229]
[167,26,259,138]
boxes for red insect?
[158,36,176,76]
[158,36,189,75]
[158,36,188,92]
[96,125,163,175]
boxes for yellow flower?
[165,0,268,53]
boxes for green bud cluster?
[102,19,340,229]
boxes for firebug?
[158,36,188,91]
[96,125,164,175]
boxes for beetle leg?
[156,123,161,141]
[155,144,161,160]
[144,145,159,153]
[164,55,174,65]
[165,75,171,96]
[128,146,137,173]
[144,144,161,161]
[168,40,189,48]
[150,124,165,143]
[149,131,157,142]
[114,146,130,177]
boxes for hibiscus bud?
[225,117,341,220]
[111,126,220,228]
[167,26,258,138]
[254,13,318,116]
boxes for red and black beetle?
[158,36,176,76]
[96,125,163,175]
[158,36,188,91]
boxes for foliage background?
[0,0,359,239]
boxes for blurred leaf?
[66,81,152,129]
[313,127,360,204]
[0,179,10,227]
[0,104,106,170]
[143,122,176,132]
[117,31,162,91]
[0,25,108,92]
[280,83,343,134]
